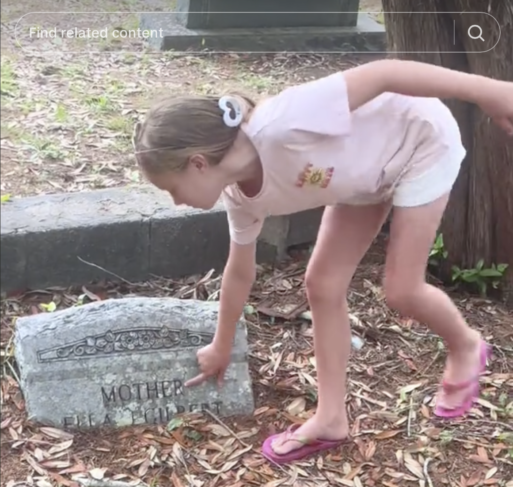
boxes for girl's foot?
[435,334,489,415]
[270,413,349,456]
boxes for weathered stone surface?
[1,186,323,294]
[14,297,254,429]
[0,186,161,293]
[175,0,360,29]
[288,209,324,248]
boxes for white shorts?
[392,146,466,207]
[341,146,466,208]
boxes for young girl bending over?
[133,59,513,464]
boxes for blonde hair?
[133,93,256,175]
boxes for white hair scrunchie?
[218,95,243,128]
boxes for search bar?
[468,24,485,41]
[13,10,501,54]
[380,11,500,53]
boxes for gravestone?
[175,0,359,29]
[140,0,386,53]
[14,297,254,429]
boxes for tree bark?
[381,0,513,305]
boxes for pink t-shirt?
[221,72,465,245]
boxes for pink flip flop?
[261,424,350,465]
[434,340,491,419]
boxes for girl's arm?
[343,59,486,110]
[342,58,513,134]
[184,240,255,388]
[213,239,256,353]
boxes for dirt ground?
[1,0,383,198]
[1,1,513,486]
[1,238,512,486]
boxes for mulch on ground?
[1,237,512,487]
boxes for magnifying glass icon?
[468,24,485,41]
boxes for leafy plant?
[167,417,184,431]
[39,301,57,312]
[451,260,509,297]
[1,58,17,98]
[429,233,448,266]
[427,233,508,297]
[54,103,68,123]
[439,430,454,445]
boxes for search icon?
[468,24,485,41]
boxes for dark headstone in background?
[175,0,359,29]
[140,0,386,53]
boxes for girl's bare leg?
[272,201,391,455]
[384,194,482,410]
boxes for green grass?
[104,115,133,135]
[123,13,139,30]
[0,123,23,140]
[1,57,18,98]
[19,134,69,161]
[54,103,69,123]
[105,78,128,94]
[83,94,119,113]
[17,97,48,115]
[236,72,279,93]
[60,64,88,78]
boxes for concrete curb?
[1,186,322,294]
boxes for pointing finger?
[217,370,226,388]
[185,373,208,388]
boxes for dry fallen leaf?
[171,472,184,487]
[334,479,354,487]
[353,476,364,487]
[138,459,151,477]
[48,439,74,455]
[39,427,73,440]
[89,467,107,480]
[404,458,424,479]
[22,452,47,476]
[398,382,424,394]
[484,467,497,480]
[375,430,402,440]
[208,424,231,437]
[263,480,288,487]
[48,472,77,487]
[365,441,377,460]
[286,397,306,416]
[467,472,481,486]
[41,460,72,469]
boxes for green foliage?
[429,233,509,297]
[428,233,448,266]
[451,261,509,297]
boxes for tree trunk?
[381,0,513,305]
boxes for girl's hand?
[477,79,513,136]
[184,343,232,388]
